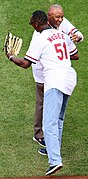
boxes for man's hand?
[71,33,82,43]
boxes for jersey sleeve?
[66,35,78,56]
[61,17,84,42]
[24,33,42,63]
[61,17,78,35]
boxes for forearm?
[71,31,84,43]
[75,31,84,43]
[7,54,32,69]
[70,53,79,60]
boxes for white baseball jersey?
[31,17,83,83]
[24,28,78,95]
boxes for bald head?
[48,4,64,13]
[48,4,64,28]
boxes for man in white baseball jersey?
[32,4,84,149]
[6,10,79,175]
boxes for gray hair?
[48,4,63,12]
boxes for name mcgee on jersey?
[47,32,65,43]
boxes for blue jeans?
[43,88,69,166]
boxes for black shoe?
[38,148,47,156]
[33,137,46,147]
[46,163,63,175]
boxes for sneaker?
[33,137,46,147]
[38,148,47,156]
[46,163,63,175]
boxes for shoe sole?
[38,150,47,156]
[33,137,46,147]
[46,164,63,175]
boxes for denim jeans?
[43,88,69,166]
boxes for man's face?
[29,16,41,32]
[48,8,64,28]
[29,17,37,30]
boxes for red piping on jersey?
[25,55,37,62]
[70,48,77,54]
[68,28,77,36]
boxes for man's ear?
[48,12,50,17]
[35,21,38,27]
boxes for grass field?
[0,0,88,177]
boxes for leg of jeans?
[34,82,44,139]
[58,94,69,149]
[43,89,63,166]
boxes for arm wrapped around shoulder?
[71,31,84,43]
[75,31,84,43]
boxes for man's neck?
[40,24,51,32]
